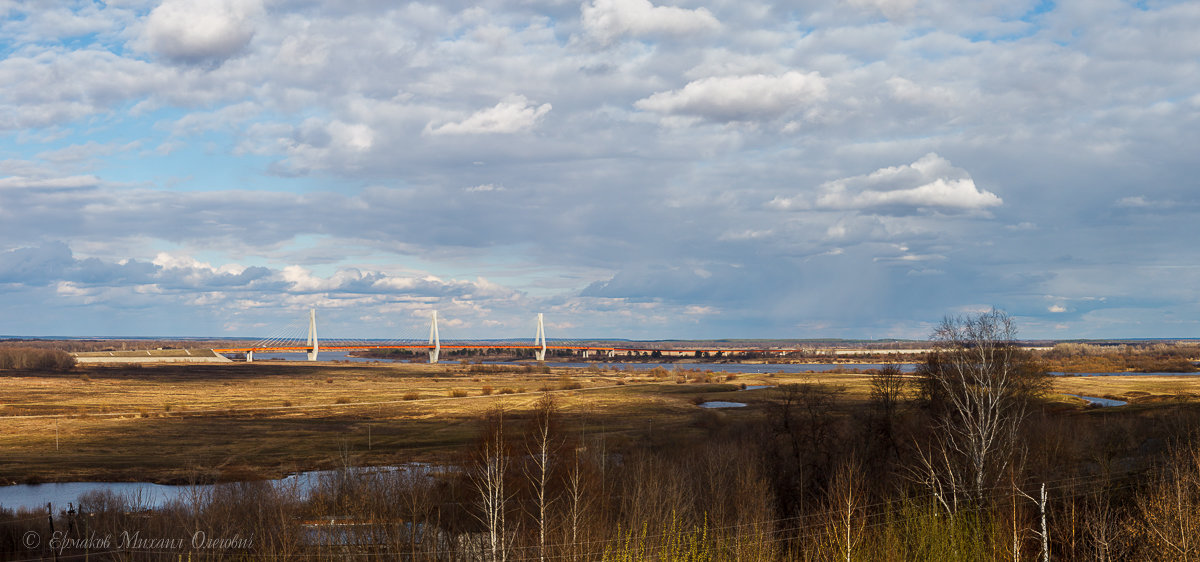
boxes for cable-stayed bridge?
[212,309,795,363]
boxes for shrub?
[325,377,334,384]
[480,385,494,395]
[449,389,468,398]
[558,374,582,390]
[0,347,75,371]
[335,397,351,404]
[498,388,515,395]
[403,392,420,400]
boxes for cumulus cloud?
[770,154,1002,213]
[635,71,828,122]
[142,0,263,65]
[581,0,720,44]
[425,96,551,135]
[0,175,103,191]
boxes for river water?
[0,465,438,513]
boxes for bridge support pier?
[534,313,546,361]
[428,311,440,364]
[306,308,319,361]
[246,350,254,363]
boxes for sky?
[0,0,1198,340]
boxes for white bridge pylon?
[307,308,319,361]
[535,312,546,361]
[428,310,440,364]
[424,311,547,364]
[244,309,547,364]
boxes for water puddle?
[1064,394,1127,407]
[698,401,747,408]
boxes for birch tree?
[473,408,511,561]
[917,309,1049,510]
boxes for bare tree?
[563,439,594,561]
[916,309,1049,510]
[767,379,846,514]
[867,363,907,470]
[524,393,558,562]
[473,407,511,561]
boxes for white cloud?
[770,153,1002,213]
[0,175,102,191]
[1049,304,1067,313]
[142,0,262,65]
[425,96,551,135]
[581,0,720,44]
[466,184,505,193]
[817,177,1000,211]
[635,71,828,122]
[849,0,919,20]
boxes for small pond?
[698,401,747,409]
[1064,394,1127,407]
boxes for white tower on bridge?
[534,312,546,361]
[306,308,319,361]
[428,310,441,364]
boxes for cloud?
[142,0,263,65]
[770,153,1002,213]
[635,71,828,123]
[0,175,104,191]
[0,1,1198,339]
[425,96,552,135]
[466,184,505,193]
[581,0,720,44]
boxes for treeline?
[0,347,74,371]
[1041,342,1200,373]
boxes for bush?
[335,397,351,404]
[0,348,75,371]
[449,389,468,398]
[558,374,582,390]
[480,385,494,395]
[403,392,420,400]
[498,388,516,395]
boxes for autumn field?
[1,358,1197,485]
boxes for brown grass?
[2,358,1196,485]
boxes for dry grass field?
[1,360,1198,485]
[0,362,791,484]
